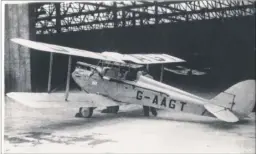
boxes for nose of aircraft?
[72,67,94,85]
[72,69,81,78]
[72,68,90,91]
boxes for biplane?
[164,65,208,76]
[6,38,255,123]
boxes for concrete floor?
[4,95,255,153]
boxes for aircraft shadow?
[7,109,253,146]
[35,108,254,131]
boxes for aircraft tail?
[209,80,255,119]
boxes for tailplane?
[204,103,239,122]
[210,80,255,119]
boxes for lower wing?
[6,92,119,109]
[6,92,239,122]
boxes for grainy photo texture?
[3,1,255,153]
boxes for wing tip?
[6,92,13,97]
[10,38,20,43]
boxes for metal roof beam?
[36,3,254,22]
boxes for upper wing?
[124,53,185,64]
[11,38,125,63]
[102,52,185,64]
[6,92,119,109]
[11,38,185,65]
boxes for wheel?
[150,107,158,116]
[78,107,94,118]
[143,106,150,116]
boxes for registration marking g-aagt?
[136,90,187,111]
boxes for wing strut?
[47,53,54,93]
[65,56,72,101]
[160,64,164,82]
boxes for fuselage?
[72,64,214,117]
[72,62,255,120]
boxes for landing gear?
[75,107,94,118]
[143,106,150,116]
[143,106,157,117]
[150,107,158,116]
[101,106,119,114]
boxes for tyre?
[150,107,157,116]
[79,107,94,118]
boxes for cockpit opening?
[75,61,151,82]
[102,66,150,81]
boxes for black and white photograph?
[2,0,255,153]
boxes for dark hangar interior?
[5,1,255,103]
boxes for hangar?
[3,1,256,152]
[5,0,255,99]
